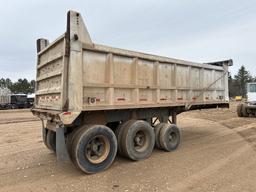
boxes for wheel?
[66,129,77,160]
[120,120,155,161]
[46,130,56,152]
[42,128,51,150]
[71,125,117,174]
[42,128,55,151]
[159,124,181,151]
[67,126,92,163]
[154,123,165,149]
[115,120,136,156]
[66,126,85,161]
[11,104,17,109]
[242,104,249,117]
[237,104,243,117]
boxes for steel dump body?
[34,11,231,124]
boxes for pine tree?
[234,65,253,97]
[228,72,236,97]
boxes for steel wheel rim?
[85,135,110,164]
[133,130,149,152]
[168,131,178,145]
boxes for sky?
[0,0,256,81]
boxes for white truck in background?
[237,82,256,117]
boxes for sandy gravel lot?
[1,103,256,192]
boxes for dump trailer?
[237,82,256,117]
[32,10,232,174]
[0,87,11,109]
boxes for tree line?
[0,78,35,94]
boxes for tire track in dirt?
[185,103,256,152]
[0,118,39,124]
[168,144,253,192]
[212,119,256,152]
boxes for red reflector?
[117,98,125,101]
[63,112,71,115]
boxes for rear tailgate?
[35,35,69,111]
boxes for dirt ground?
[1,102,256,192]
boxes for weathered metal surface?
[0,87,11,105]
[35,34,70,111]
[34,10,231,123]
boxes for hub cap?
[133,130,148,152]
[85,135,110,164]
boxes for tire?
[46,130,56,152]
[115,120,136,156]
[42,128,55,151]
[121,120,155,161]
[242,104,249,117]
[237,104,243,117]
[71,125,117,174]
[159,124,181,152]
[42,128,51,150]
[154,123,165,149]
[66,126,86,162]
[11,104,17,109]
[67,125,93,164]
[66,129,77,160]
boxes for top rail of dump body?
[37,34,232,71]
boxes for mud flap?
[42,126,47,142]
[56,125,70,161]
